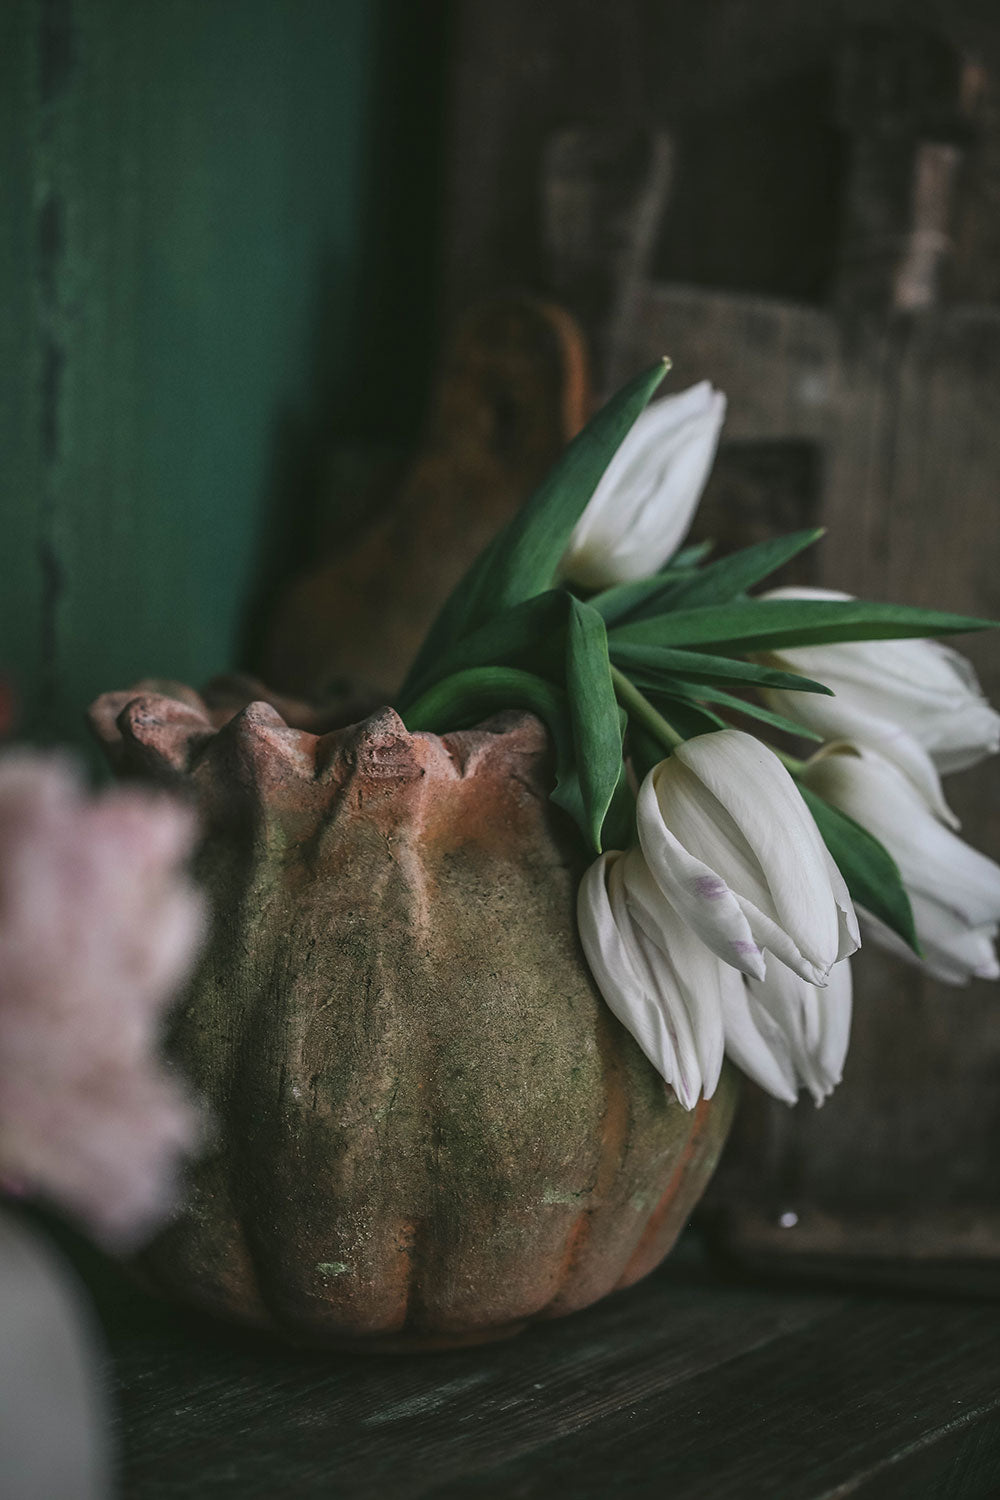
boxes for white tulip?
[560,380,726,590]
[578,848,853,1108]
[577,848,740,1109]
[723,958,853,1107]
[758,587,1000,784]
[636,730,859,987]
[801,743,1000,985]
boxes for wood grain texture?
[697,308,1000,1281]
[441,0,1000,318]
[96,1249,1000,1498]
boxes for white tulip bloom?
[636,731,859,987]
[560,380,726,590]
[578,848,853,1109]
[723,959,853,1107]
[757,587,1000,783]
[577,848,740,1109]
[802,743,1000,985]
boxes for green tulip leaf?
[609,642,835,696]
[399,360,670,699]
[594,529,824,626]
[398,589,568,707]
[563,599,625,851]
[652,678,824,741]
[610,598,998,655]
[599,760,636,851]
[666,539,715,569]
[644,695,727,739]
[639,529,825,613]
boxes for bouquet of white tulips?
[396,361,1000,1113]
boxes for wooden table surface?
[94,1240,1000,1499]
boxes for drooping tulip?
[723,958,853,1107]
[560,380,726,590]
[801,742,1000,985]
[578,847,853,1109]
[577,848,736,1109]
[757,587,1000,783]
[636,730,859,986]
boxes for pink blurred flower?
[0,753,206,1248]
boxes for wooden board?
[95,1244,1000,1498]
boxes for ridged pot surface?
[89,681,736,1350]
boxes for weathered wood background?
[432,0,1000,1280]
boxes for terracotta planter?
[89,680,737,1350]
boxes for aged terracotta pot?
[89,679,737,1351]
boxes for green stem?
[610,665,683,752]
[771,746,807,776]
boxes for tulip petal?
[622,851,728,1100]
[804,746,1000,932]
[577,849,742,1109]
[861,899,1000,985]
[562,382,726,589]
[760,686,960,828]
[746,957,852,1104]
[816,837,862,960]
[653,731,857,980]
[578,853,679,1094]
[720,984,799,1106]
[636,764,767,980]
[759,589,1000,778]
[607,854,703,1108]
[816,957,854,1085]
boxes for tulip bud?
[636,730,859,986]
[757,587,1000,784]
[561,381,726,590]
[801,742,1000,985]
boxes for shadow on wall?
[240,1,454,678]
[654,66,848,303]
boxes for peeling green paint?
[1,0,448,750]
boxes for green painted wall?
[1,0,445,748]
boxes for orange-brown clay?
[89,679,737,1350]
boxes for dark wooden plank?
[442,0,1000,320]
[849,1415,1000,1500]
[425,1297,1000,1500]
[107,1262,838,1498]
[101,1254,1000,1499]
